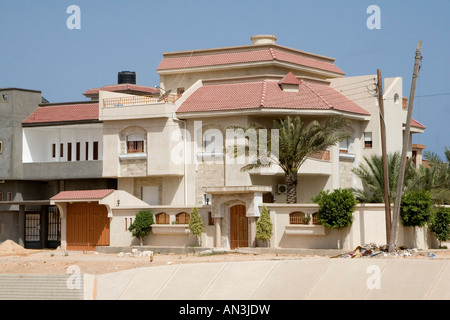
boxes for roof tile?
[50,189,114,201]
[23,103,99,124]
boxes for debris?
[333,243,421,259]
[428,253,436,259]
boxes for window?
[85,142,89,160]
[67,143,72,161]
[76,142,80,161]
[126,134,144,153]
[1,94,8,102]
[155,212,170,224]
[93,141,99,160]
[289,212,308,225]
[0,141,2,154]
[176,212,190,224]
[0,192,3,201]
[6,192,12,201]
[364,132,373,148]
[177,87,185,96]
[52,144,56,158]
[208,212,214,226]
[60,143,64,158]
[339,138,349,154]
[312,212,321,225]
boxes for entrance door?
[229,205,248,250]
[66,203,110,251]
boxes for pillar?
[214,217,222,248]
[248,217,257,248]
[18,205,25,247]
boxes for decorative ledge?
[285,225,326,236]
[151,224,190,235]
[119,153,147,160]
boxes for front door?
[229,205,248,250]
[66,202,110,251]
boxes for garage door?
[66,202,110,251]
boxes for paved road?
[95,258,450,300]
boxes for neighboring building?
[4,36,430,251]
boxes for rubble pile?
[117,249,154,261]
[333,243,421,259]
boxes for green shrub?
[400,190,432,227]
[431,206,450,247]
[128,211,154,246]
[256,205,273,246]
[312,189,357,229]
[188,207,205,245]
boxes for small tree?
[400,190,432,227]
[312,188,357,229]
[188,207,205,246]
[431,206,450,248]
[256,205,273,247]
[128,211,154,246]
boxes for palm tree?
[419,147,450,204]
[227,116,350,203]
[353,151,423,203]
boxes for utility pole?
[389,40,423,253]
[377,69,391,245]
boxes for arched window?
[176,212,190,224]
[312,212,321,225]
[127,134,145,153]
[155,212,170,224]
[289,212,307,225]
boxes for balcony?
[100,94,181,121]
[103,94,181,107]
[248,150,332,176]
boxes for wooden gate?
[66,203,110,251]
[229,205,248,250]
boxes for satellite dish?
[158,89,172,102]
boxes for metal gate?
[47,206,61,249]
[25,206,41,249]
[24,206,61,249]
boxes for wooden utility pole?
[389,40,423,253]
[377,69,391,244]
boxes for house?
[4,35,430,251]
[51,35,428,251]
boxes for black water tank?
[118,71,136,84]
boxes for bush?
[431,206,450,247]
[312,189,357,229]
[128,211,154,246]
[400,190,432,227]
[256,205,273,246]
[188,207,205,245]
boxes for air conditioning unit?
[277,184,287,194]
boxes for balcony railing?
[309,150,330,161]
[103,94,181,108]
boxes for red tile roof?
[411,118,426,129]
[177,78,370,116]
[23,103,99,124]
[278,72,302,85]
[50,189,114,201]
[158,48,345,75]
[83,84,159,96]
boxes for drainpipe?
[172,112,188,206]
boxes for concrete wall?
[0,88,42,180]
[263,203,438,250]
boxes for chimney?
[118,71,136,85]
[251,34,277,45]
